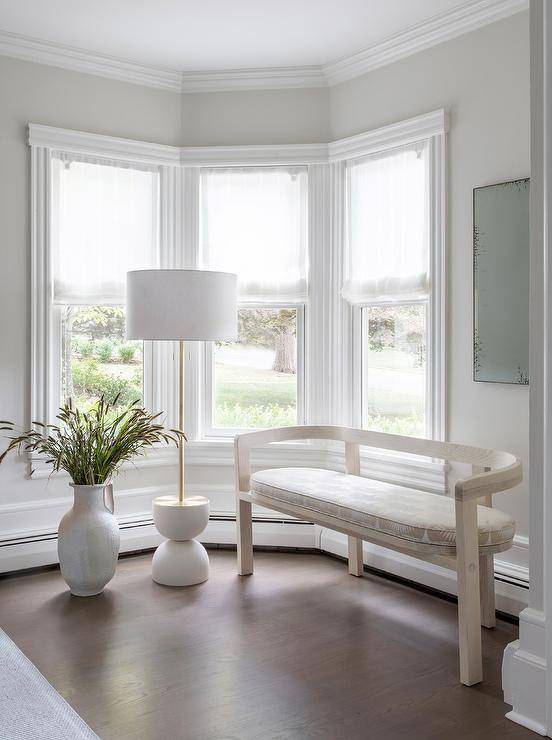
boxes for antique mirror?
[473,178,530,384]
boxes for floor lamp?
[126,269,237,586]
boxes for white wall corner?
[504,1,552,735]
[502,608,548,735]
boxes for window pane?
[213,308,298,429]
[61,306,143,412]
[362,304,426,436]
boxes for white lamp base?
[151,495,210,587]
[152,539,209,586]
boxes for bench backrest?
[234,425,522,500]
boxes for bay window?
[199,166,308,434]
[29,109,445,478]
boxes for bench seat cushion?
[250,468,515,549]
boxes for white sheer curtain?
[342,142,429,305]
[200,166,308,303]
[51,154,159,305]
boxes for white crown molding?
[0,27,325,93]
[323,0,529,86]
[0,1,527,93]
[180,142,329,166]
[0,28,183,91]
[329,109,449,161]
[28,123,180,166]
[180,66,327,93]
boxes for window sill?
[28,445,178,479]
[188,438,448,493]
[29,437,447,494]
[27,439,313,478]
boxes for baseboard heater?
[0,514,313,548]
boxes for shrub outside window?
[61,306,143,413]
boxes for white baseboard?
[504,710,547,736]
[0,481,318,573]
[502,608,548,735]
[318,527,529,617]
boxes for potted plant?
[0,396,184,596]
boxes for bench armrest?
[455,460,522,501]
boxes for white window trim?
[28,108,447,480]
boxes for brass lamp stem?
[178,339,185,504]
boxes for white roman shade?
[200,166,308,304]
[51,154,159,305]
[342,142,429,305]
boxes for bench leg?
[455,498,483,686]
[479,553,496,628]
[237,498,253,576]
[348,536,364,577]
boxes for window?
[51,154,159,413]
[345,143,432,436]
[200,166,308,433]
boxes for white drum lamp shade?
[126,269,237,341]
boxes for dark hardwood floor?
[0,550,535,740]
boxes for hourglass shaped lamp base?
[151,496,210,587]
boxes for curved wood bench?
[234,425,522,686]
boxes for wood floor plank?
[0,551,534,740]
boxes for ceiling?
[0,0,482,72]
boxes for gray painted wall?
[180,88,330,145]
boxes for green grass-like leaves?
[0,396,185,485]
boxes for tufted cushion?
[250,467,516,549]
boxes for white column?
[502,1,549,734]
[306,163,332,424]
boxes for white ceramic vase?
[58,483,120,597]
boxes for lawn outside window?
[360,302,428,436]
[204,305,305,436]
